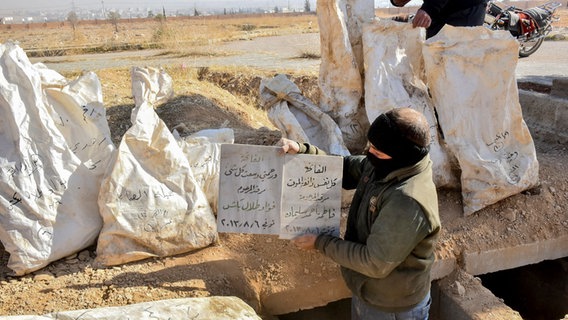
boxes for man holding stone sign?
[283,108,440,320]
[217,143,343,239]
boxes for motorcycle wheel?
[519,37,544,58]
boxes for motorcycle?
[484,1,562,57]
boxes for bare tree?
[304,0,311,12]
[107,11,120,33]
[67,11,79,32]
[155,13,166,23]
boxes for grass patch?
[240,24,257,31]
[296,51,321,59]
[152,50,227,58]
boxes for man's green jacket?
[299,143,440,312]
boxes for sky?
[0,0,423,15]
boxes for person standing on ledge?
[281,107,441,320]
[391,0,488,39]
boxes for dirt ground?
[1,10,568,320]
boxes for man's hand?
[278,138,300,155]
[412,9,432,29]
[292,234,318,250]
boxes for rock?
[501,208,517,222]
[453,280,466,297]
[33,271,55,282]
[78,250,91,261]
[65,253,77,260]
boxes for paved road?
[514,41,568,85]
[34,33,567,84]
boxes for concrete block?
[519,89,568,142]
[557,99,568,134]
[462,235,568,276]
[432,255,457,280]
[519,90,557,129]
[551,78,568,99]
[263,276,351,315]
[431,270,522,320]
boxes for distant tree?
[67,11,79,32]
[155,13,166,23]
[147,10,155,18]
[274,6,280,13]
[194,7,200,16]
[107,11,120,33]
[304,0,311,12]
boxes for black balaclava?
[366,112,429,179]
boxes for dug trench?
[0,70,567,320]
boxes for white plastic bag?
[260,74,350,156]
[0,42,114,275]
[95,67,217,266]
[423,26,539,215]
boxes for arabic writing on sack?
[217,144,342,239]
[486,130,522,184]
[1,155,66,212]
[116,185,177,234]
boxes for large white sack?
[362,19,459,188]
[317,0,374,152]
[423,26,539,215]
[96,68,217,266]
[0,42,113,275]
[176,128,235,214]
[260,74,350,156]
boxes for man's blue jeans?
[351,291,431,320]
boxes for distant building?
[1,17,14,24]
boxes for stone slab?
[551,78,568,99]
[463,235,568,276]
[519,89,568,143]
[264,276,351,315]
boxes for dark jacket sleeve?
[297,142,327,155]
[420,0,450,17]
[342,155,366,190]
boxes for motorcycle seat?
[524,7,551,28]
